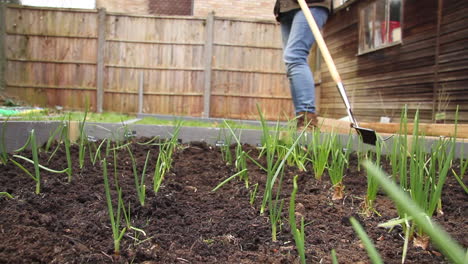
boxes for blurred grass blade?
[350,217,383,264]
[363,161,466,264]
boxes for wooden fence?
[1,4,293,121]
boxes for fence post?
[96,8,106,113]
[138,72,144,114]
[202,12,214,118]
[0,3,6,92]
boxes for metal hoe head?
[354,126,377,145]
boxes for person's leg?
[283,7,328,116]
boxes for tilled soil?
[0,139,466,263]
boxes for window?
[333,0,353,9]
[359,0,402,54]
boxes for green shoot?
[223,120,249,187]
[328,134,347,200]
[249,183,259,206]
[12,130,68,194]
[211,169,248,192]
[309,130,333,180]
[102,157,126,256]
[289,175,306,264]
[90,139,107,166]
[78,101,89,169]
[127,146,149,207]
[331,249,339,264]
[364,161,466,264]
[363,138,382,216]
[0,192,14,199]
[44,114,67,153]
[28,129,39,194]
[452,140,467,194]
[153,122,181,193]
[349,217,384,264]
[1,116,10,165]
[63,121,73,182]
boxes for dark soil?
[0,139,466,264]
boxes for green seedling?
[127,146,150,207]
[350,217,384,264]
[78,100,89,169]
[102,157,126,256]
[1,117,11,165]
[12,130,68,194]
[0,192,13,199]
[223,120,249,187]
[153,122,181,194]
[328,134,348,200]
[249,183,258,206]
[363,138,382,216]
[310,130,333,180]
[289,175,306,264]
[331,249,339,264]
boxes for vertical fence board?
[96,8,106,113]
[0,4,6,91]
[203,12,214,118]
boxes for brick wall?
[96,0,150,15]
[194,0,276,20]
[96,0,276,20]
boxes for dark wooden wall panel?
[320,0,467,123]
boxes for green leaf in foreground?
[363,161,466,264]
[350,217,383,264]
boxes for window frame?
[357,0,403,55]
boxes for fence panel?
[210,18,292,120]
[103,14,207,115]
[2,5,291,120]
[4,6,98,110]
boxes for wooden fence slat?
[96,8,106,113]
[203,12,214,118]
[0,3,6,91]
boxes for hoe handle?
[297,0,358,126]
[297,0,341,84]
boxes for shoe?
[296,111,318,131]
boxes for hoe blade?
[355,127,377,145]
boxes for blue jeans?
[280,7,328,115]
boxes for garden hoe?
[297,0,377,145]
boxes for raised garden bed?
[0,119,467,263]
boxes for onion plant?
[364,161,466,264]
[223,120,249,187]
[289,175,306,264]
[452,142,468,194]
[127,146,150,207]
[249,183,258,206]
[309,130,334,180]
[153,123,181,193]
[403,110,454,243]
[78,106,89,169]
[63,122,73,182]
[363,138,382,216]
[257,105,306,241]
[349,217,384,264]
[102,157,126,256]
[45,114,67,153]
[328,134,349,200]
[219,131,233,166]
[11,129,68,194]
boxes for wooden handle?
[297,0,342,84]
